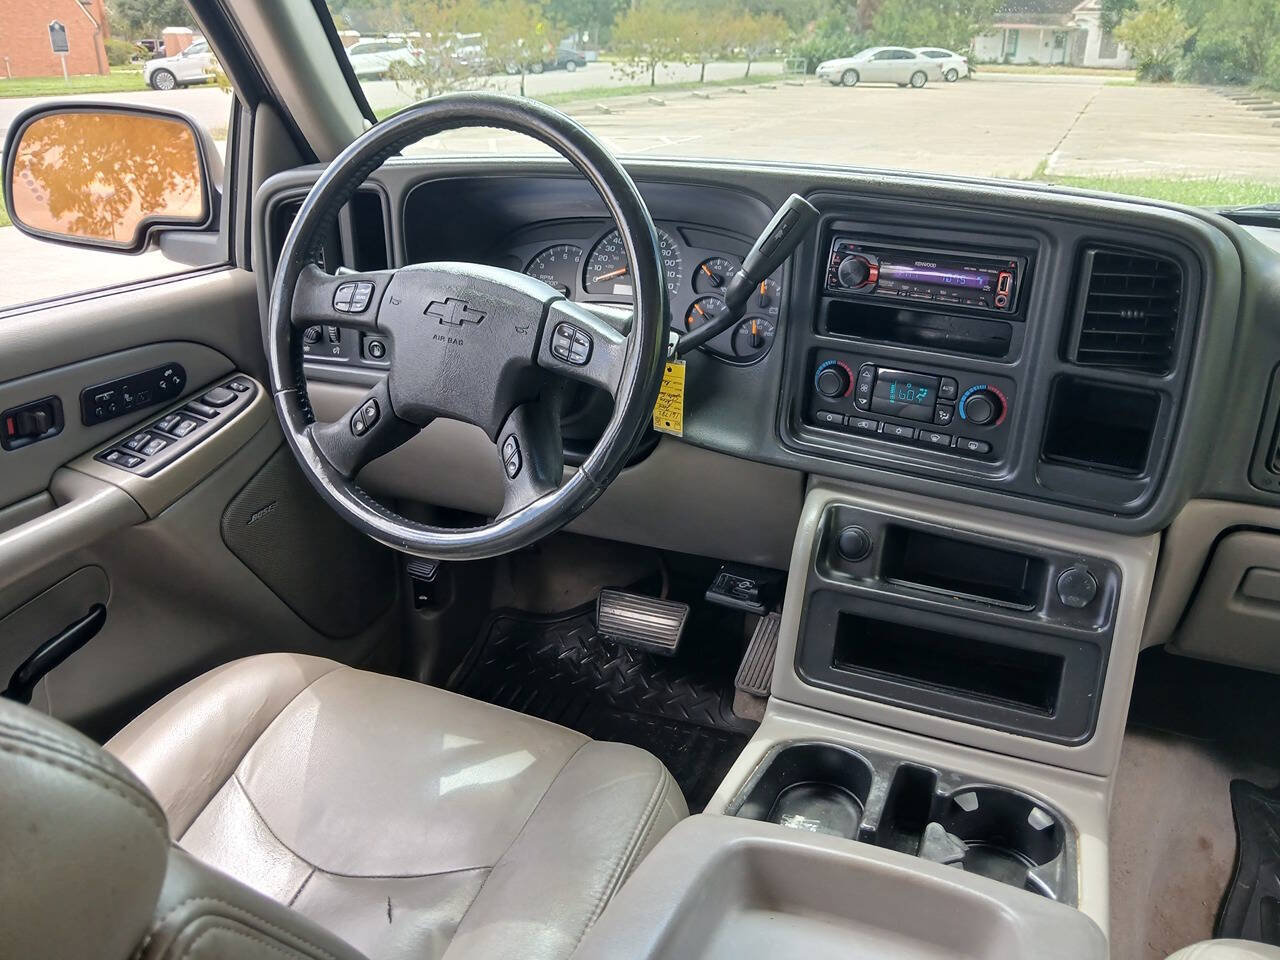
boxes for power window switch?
[171,417,201,438]
[141,437,168,457]
[123,432,152,452]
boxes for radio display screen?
[879,262,992,290]
[871,369,939,422]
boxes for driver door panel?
[0,271,401,738]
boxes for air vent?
[1072,248,1182,374]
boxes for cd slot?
[821,299,1013,359]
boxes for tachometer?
[523,244,582,297]
[583,228,682,299]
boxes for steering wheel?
[266,94,668,560]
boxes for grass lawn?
[980,63,1136,79]
[1035,174,1279,206]
[0,66,146,99]
[373,72,779,120]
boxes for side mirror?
[3,104,221,254]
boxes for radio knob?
[960,389,1003,426]
[815,364,851,399]
[837,256,872,288]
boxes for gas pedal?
[596,589,690,656]
[733,611,781,721]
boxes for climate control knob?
[814,362,852,399]
[837,256,872,288]
[959,388,1004,426]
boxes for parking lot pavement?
[5,75,1279,310]
[404,76,1280,185]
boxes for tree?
[109,0,195,38]
[480,0,556,96]
[685,12,730,83]
[389,0,489,99]
[543,0,627,44]
[1114,0,1191,80]
[725,11,787,76]
[1100,0,1137,33]
[868,0,1000,52]
[611,0,690,86]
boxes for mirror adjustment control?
[201,387,236,407]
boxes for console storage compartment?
[726,740,1076,904]
[572,815,1106,960]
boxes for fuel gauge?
[732,316,775,361]
[752,276,782,318]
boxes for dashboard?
[255,157,1265,539]
[498,219,783,364]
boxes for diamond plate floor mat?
[451,601,758,812]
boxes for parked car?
[816,46,942,88]
[142,39,216,90]
[914,47,970,82]
[503,44,587,75]
[345,37,422,79]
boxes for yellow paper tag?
[653,360,686,437]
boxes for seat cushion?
[1167,943,1280,960]
[107,653,687,960]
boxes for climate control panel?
[806,351,1015,461]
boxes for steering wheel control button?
[303,325,322,345]
[551,322,592,365]
[1057,567,1099,609]
[836,525,874,562]
[351,399,380,437]
[201,387,236,407]
[333,281,375,314]
[956,437,992,456]
[501,434,522,479]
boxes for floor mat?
[1218,780,1280,944]
[451,601,757,812]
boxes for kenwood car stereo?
[825,238,1025,314]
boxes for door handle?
[2,603,106,705]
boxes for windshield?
[325,0,1273,209]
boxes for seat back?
[0,697,369,960]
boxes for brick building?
[0,0,110,79]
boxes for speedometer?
[583,228,682,299]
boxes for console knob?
[837,256,872,288]
[960,389,1003,426]
[815,363,851,399]
[837,525,873,562]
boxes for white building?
[972,0,1133,68]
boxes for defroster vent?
[1071,248,1182,374]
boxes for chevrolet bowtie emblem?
[426,298,485,327]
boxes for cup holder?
[727,741,1077,904]
[726,742,874,840]
[930,786,1067,898]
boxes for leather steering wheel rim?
[266,93,668,560]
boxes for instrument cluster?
[504,220,782,364]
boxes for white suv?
[143,40,216,91]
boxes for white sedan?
[914,47,971,82]
[142,40,216,91]
[345,38,423,79]
[816,46,942,88]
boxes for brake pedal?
[733,611,781,721]
[596,589,690,656]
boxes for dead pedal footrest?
[596,589,690,656]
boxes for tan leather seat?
[1,652,684,960]
[1167,943,1280,959]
